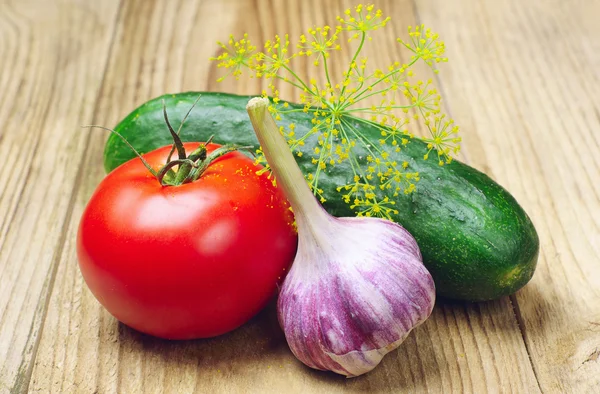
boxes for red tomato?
[77,143,297,339]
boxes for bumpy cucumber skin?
[104,92,539,301]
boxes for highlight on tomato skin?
[76,142,298,340]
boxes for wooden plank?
[0,1,121,392]
[415,0,600,392]
[29,0,539,392]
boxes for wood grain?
[417,0,600,392]
[0,0,120,392]
[0,0,597,392]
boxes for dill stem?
[340,117,386,159]
[349,105,415,112]
[340,32,366,98]
[280,63,315,95]
[337,124,367,181]
[349,116,404,136]
[352,87,391,102]
[274,75,308,92]
[343,56,421,108]
[276,108,312,114]
[311,118,334,194]
[322,55,333,89]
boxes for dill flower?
[211,3,461,219]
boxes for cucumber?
[104,92,539,301]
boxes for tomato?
[77,142,297,339]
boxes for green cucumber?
[104,92,539,301]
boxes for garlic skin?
[278,214,435,377]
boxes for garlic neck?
[246,97,331,234]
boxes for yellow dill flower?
[212,3,461,219]
[421,113,462,164]
[337,4,391,41]
[210,33,256,81]
[398,25,448,72]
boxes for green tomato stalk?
[86,97,252,186]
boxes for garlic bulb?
[246,97,435,377]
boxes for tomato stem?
[162,100,187,161]
[157,159,199,186]
[173,143,208,184]
[165,94,202,163]
[188,144,253,182]
[89,95,249,187]
[83,125,158,176]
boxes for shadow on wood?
[115,294,451,392]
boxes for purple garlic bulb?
[246,97,435,378]
[278,216,435,377]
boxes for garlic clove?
[278,216,435,377]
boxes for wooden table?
[1,0,599,392]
